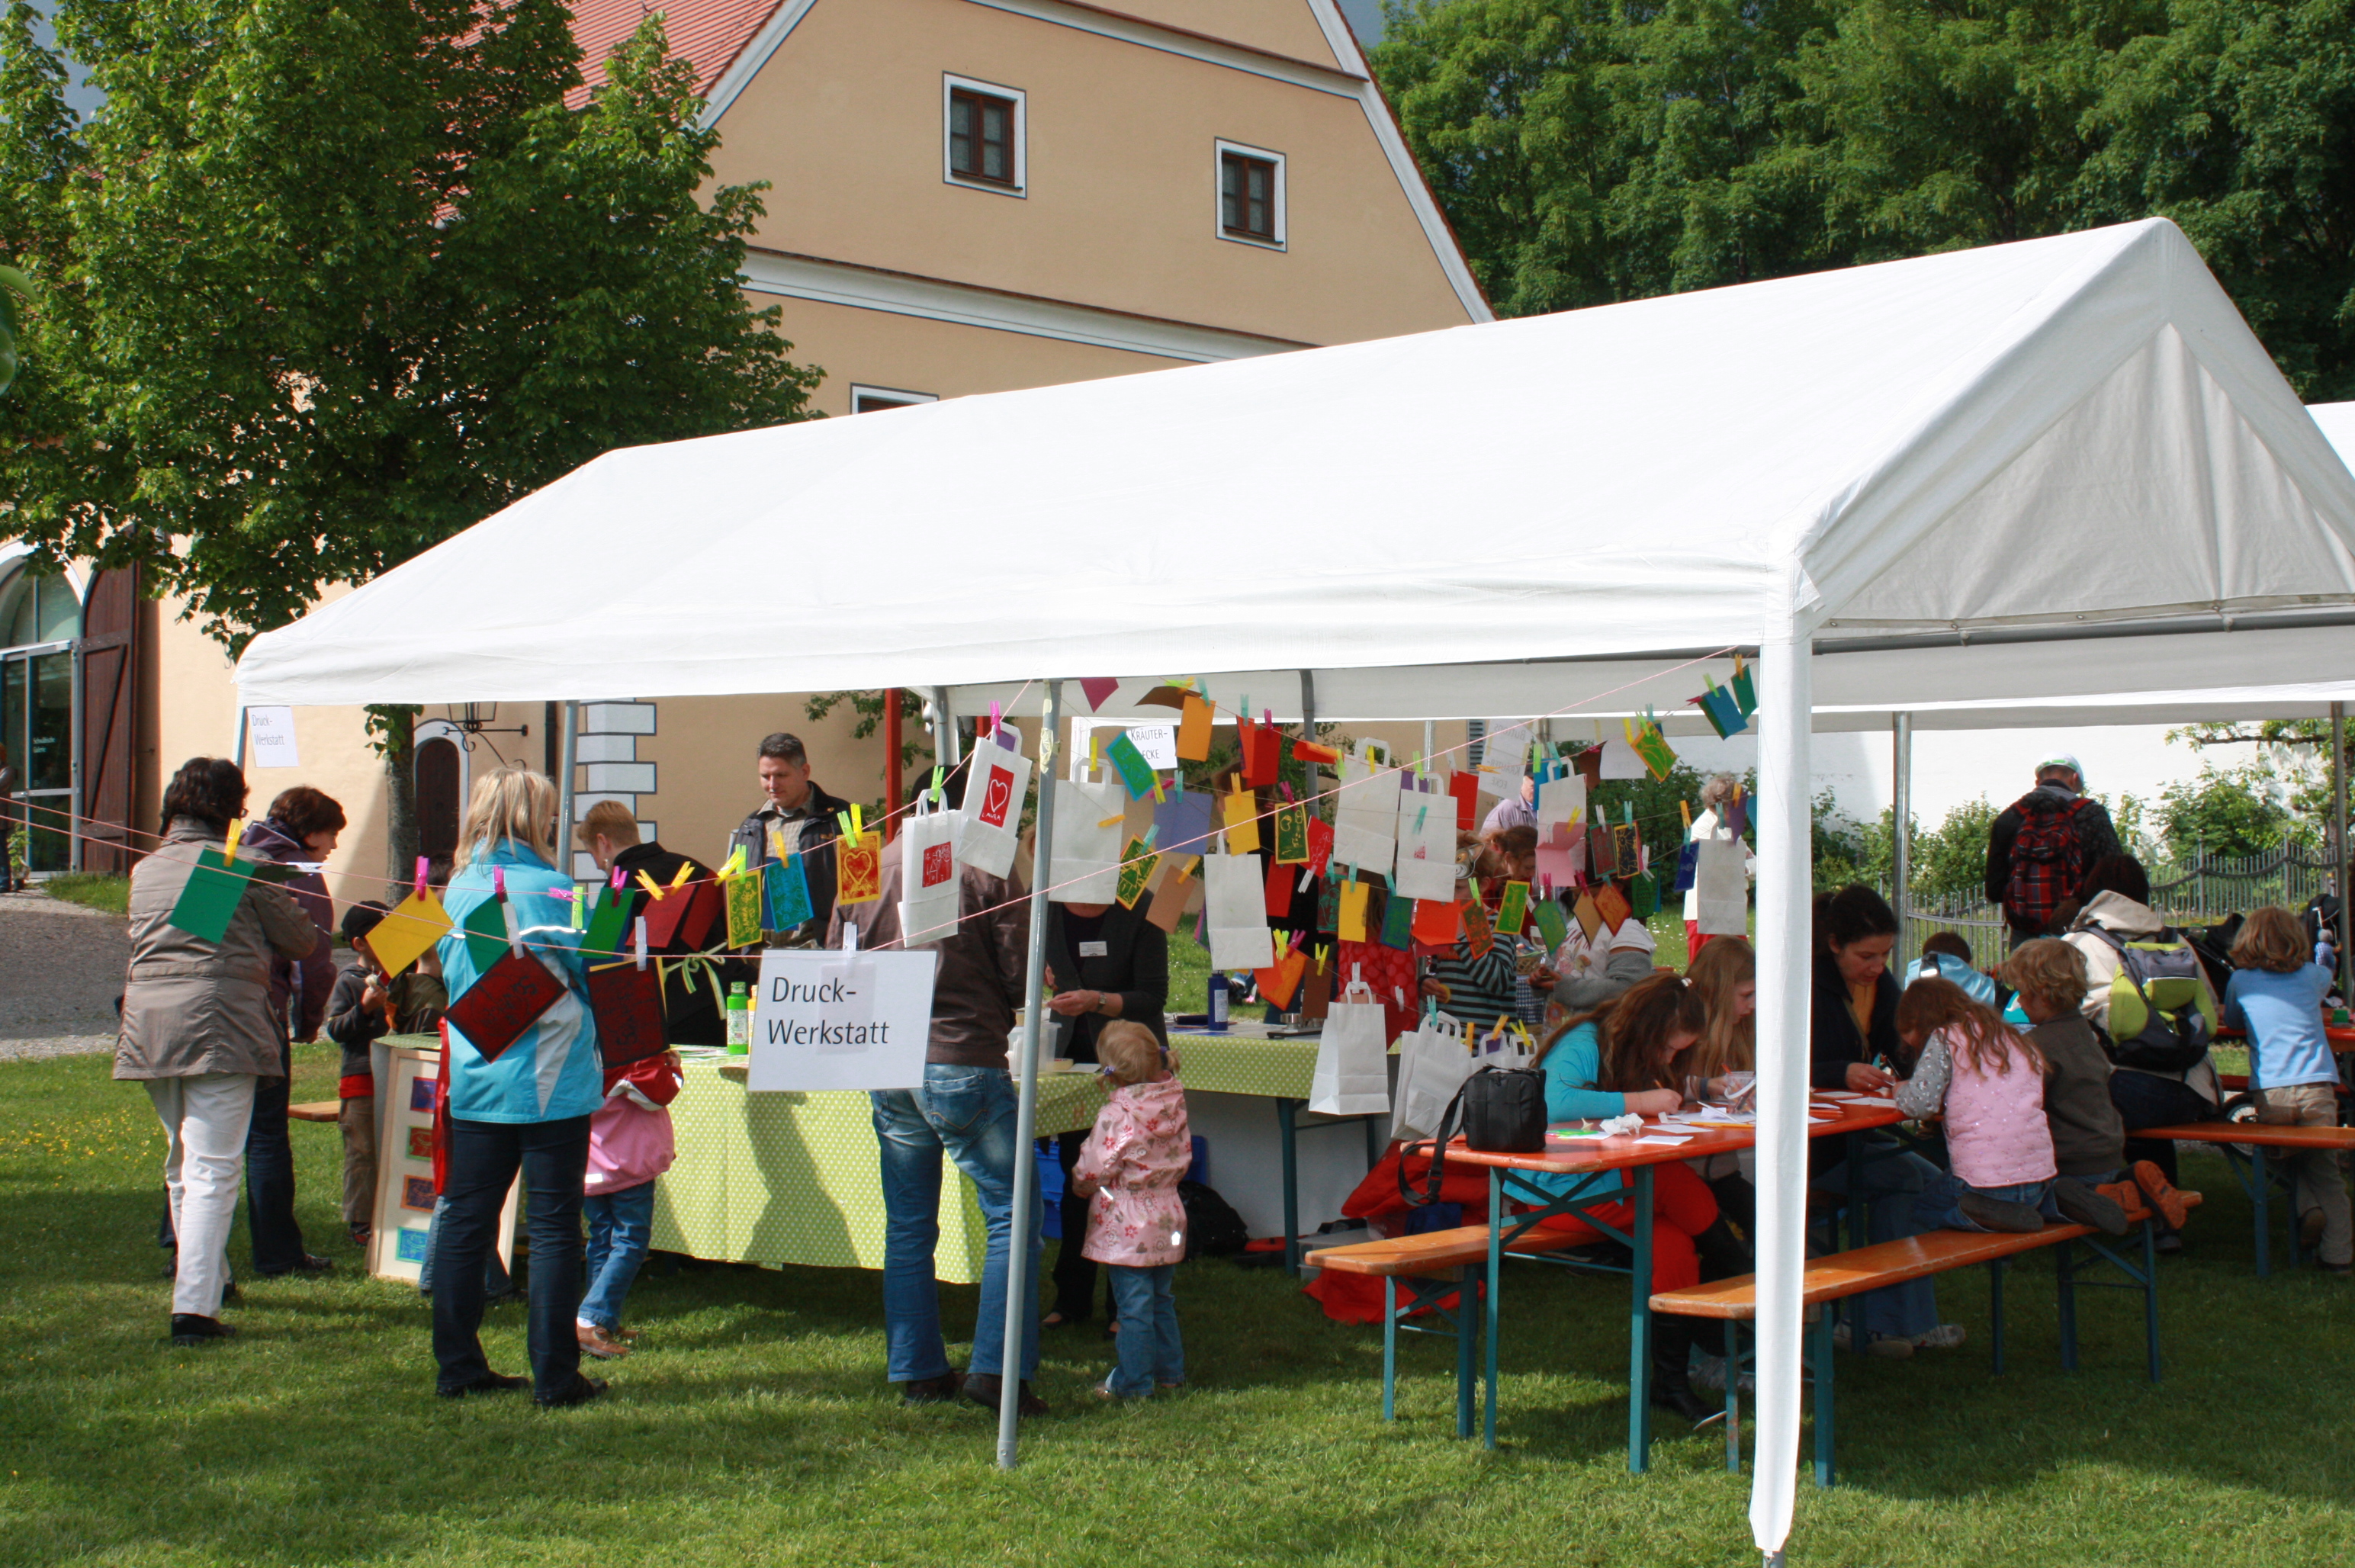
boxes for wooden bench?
[288,1101,342,1124]
[1651,1194,2201,1486]
[2143,1121,2355,1276]
[1305,1223,1599,1436]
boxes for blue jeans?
[1810,1138,1942,1344]
[1916,1173,2059,1232]
[244,1040,309,1273]
[871,1065,1042,1384]
[579,1180,657,1331]
[1104,1264,1184,1396]
[431,1113,590,1398]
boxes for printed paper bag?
[1309,982,1391,1116]
[1392,1010,1473,1144]
[1330,748,1396,878]
[898,801,962,943]
[1392,788,1458,904]
[1049,774,1125,904]
[1202,852,1275,969]
[1694,837,1750,936]
[445,946,567,1064]
[587,963,670,1067]
[956,737,1033,879]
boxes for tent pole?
[1422,719,1435,769]
[1891,713,1912,961]
[885,689,904,840]
[998,678,1060,1469]
[1747,626,1812,1560]
[557,701,579,879]
[2335,702,2348,1000]
[1299,670,1316,744]
[933,686,962,768]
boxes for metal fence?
[1889,847,2344,968]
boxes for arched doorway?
[0,558,82,878]
[414,729,464,870]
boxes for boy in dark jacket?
[324,902,448,1245]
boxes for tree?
[2154,759,2313,856]
[0,0,820,869]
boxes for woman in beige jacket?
[117,758,321,1346]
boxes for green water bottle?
[725,982,751,1053]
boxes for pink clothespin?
[610,866,625,891]
[1278,782,1293,802]
[493,866,506,901]
[413,856,429,898]
[988,699,1003,741]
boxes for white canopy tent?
[238,219,2355,1563]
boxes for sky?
[22,6,102,120]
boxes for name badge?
[1079,940,1109,958]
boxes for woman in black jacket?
[1806,885,1955,1360]
[1041,897,1169,1329]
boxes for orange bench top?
[2142,1122,2355,1149]
[1305,1223,1591,1278]
[1650,1194,2202,1319]
[288,1100,342,1124]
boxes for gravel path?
[0,889,129,1059]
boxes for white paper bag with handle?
[957,734,1033,879]
[1391,786,1459,903]
[1202,850,1274,969]
[1391,1010,1474,1144]
[897,796,962,944]
[1329,744,1397,878]
[1047,773,1124,904]
[1309,978,1391,1116]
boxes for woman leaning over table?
[1679,934,1757,1238]
[1527,975,1751,1425]
[1041,895,1169,1331]
[117,758,323,1348]
[1807,885,1958,1359]
[430,765,606,1407]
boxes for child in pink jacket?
[1073,1021,1189,1399]
[577,1050,681,1361]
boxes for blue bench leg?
[2056,1239,2079,1371]
[2252,1145,2271,1279]
[1628,1164,1654,1474]
[1455,1267,1477,1440]
[1810,1309,1836,1488]
[1725,1318,1743,1473]
[1382,1277,1398,1422]
[1483,1168,1502,1452]
[2141,1219,2163,1383]
[1988,1258,2007,1376]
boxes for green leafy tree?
[0,0,820,870]
[2155,760,2313,856]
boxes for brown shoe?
[2130,1162,2192,1231]
[613,1325,643,1341]
[577,1323,631,1361]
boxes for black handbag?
[1399,1062,1549,1208]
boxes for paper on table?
[1634,1135,1692,1147]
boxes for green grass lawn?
[4,1046,2350,1567]
[37,873,130,916]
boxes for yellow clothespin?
[223,818,247,859]
[768,827,789,862]
[637,870,667,901]
[720,845,747,879]
[668,861,692,892]
[1680,800,1692,830]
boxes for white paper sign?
[748,947,940,1091]
[1068,719,1178,774]
[246,706,301,769]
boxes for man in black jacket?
[726,731,853,947]
[1983,753,2121,947]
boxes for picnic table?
[1402,1092,1904,1468]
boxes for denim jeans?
[579,1180,657,1331]
[432,1113,591,1398]
[1104,1264,1184,1396]
[870,1064,1042,1384]
[1914,1172,2058,1232]
[244,1041,310,1273]
[1809,1136,1942,1343]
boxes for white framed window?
[850,384,940,414]
[1216,140,1286,249]
[943,75,1026,196]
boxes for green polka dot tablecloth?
[389,1028,1327,1284]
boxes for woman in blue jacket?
[430,766,606,1406]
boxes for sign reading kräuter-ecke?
[746,947,938,1093]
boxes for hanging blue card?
[1377,882,1414,951]
[1673,840,1701,894]
[763,853,813,933]
[1153,789,1218,858]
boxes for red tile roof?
[569,0,782,100]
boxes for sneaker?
[1911,1324,1968,1351]
[577,1323,631,1361]
[349,1223,373,1249]
[1863,1333,1915,1360]
[532,1374,608,1409]
[962,1374,1047,1418]
[899,1372,964,1406]
[2051,1178,2130,1236]
[2300,1210,2326,1251]
[2130,1162,2192,1232]
[1830,1322,1852,1351]
[1958,1190,2046,1234]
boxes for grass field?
[34,873,130,916]
[4,1045,2350,1568]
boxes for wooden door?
[416,735,461,865]
[76,566,139,874]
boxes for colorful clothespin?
[493,866,506,901]
[568,888,584,930]
[414,856,429,898]
[609,865,625,891]
[636,870,666,901]
[223,818,247,860]
[1680,800,1693,829]
[928,765,945,805]
[719,845,747,879]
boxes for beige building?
[3,0,1485,901]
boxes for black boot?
[1694,1216,1754,1281]
[1648,1314,1719,1428]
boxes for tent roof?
[236,219,2355,717]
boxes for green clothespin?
[928,765,945,805]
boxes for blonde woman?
[429,766,606,1406]
[1679,936,1756,1236]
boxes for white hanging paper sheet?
[1536,774,1586,836]
[1048,774,1124,904]
[1202,852,1275,969]
[1330,748,1397,878]
[1695,836,1751,936]
[1391,786,1458,904]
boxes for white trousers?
[146,1072,259,1319]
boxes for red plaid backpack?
[2004,792,2093,930]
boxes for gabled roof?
[569,0,781,100]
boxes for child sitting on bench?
[1894,977,2129,1236]
[2000,940,2189,1233]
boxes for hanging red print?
[923,840,954,888]
[979,762,1016,829]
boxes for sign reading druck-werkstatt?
[746,948,939,1093]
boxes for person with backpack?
[2061,856,2221,1252]
[1985,755,2122,949]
